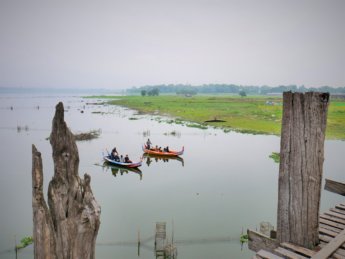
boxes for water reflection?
[143,154,184,167]
[102,162,143,180]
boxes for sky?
[0,0,344,89]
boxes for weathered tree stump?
[277,92,329,248]
[32,102,101,259]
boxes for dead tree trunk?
[32,145,57,259]
[32,102,101,259]
[277,92,329,248]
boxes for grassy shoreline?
[88,95,345,140]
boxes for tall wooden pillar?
[277,92,329,248]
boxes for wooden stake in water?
[14,235,17,259]
[137,228,140,257]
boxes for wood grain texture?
[32,102,101,259]
[277,92,329,247]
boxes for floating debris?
[74,129,101,141]
[163,130,181,137]
[205,117,226,123]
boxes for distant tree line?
[141,88,160,96]
[127,84,345,95]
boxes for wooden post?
[277,92,329,248]
[14,236,18,259]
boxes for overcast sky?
[0,0,344,89]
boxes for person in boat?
[146,138,152,149]
[113,154,120,162]
[124,154,132,163]
[163,146,169,152]
[155,145,159,151]
[158,146,162,152]
[120,155,124,163]
[111,147,118,159]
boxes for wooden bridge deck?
[253,203,345,259]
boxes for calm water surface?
[0,94,344,259]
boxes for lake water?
[0,94,344,259]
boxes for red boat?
[142,145,184,156]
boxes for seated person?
[124,154,132,163]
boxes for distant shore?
[87,95,345,140]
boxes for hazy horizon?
[1,0,344,89]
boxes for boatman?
[146,138,152,149]
[111,147,118,159]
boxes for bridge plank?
[257,249,284,259]
[320,213,345,225]
[330,208,345,216]
[280,242,316,257]
[275,247,309,259]
[324,211,345,221]
[335,204,345,211]
[319,218,345,230]
[320,223,341,234]
[312,229,345,259]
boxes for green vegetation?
[240,234,248,243]
[140,88,159,96]
[269,152,280,163]
[15,236,33,250]
[88,95,345,140]
[239,90,247,97]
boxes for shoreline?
[86,95,345,140]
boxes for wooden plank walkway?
[154,222,177,259]
[254,202,345,259]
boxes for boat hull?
[142,145,184,156]
[103,156,142,168]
